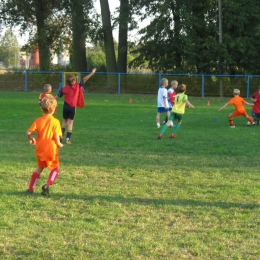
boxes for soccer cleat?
[41,184,49,196]
[66,139,72,144]
[230,125,235,128]
[25,189,34,194]
[170,134,176,138]
[157,134,162,139]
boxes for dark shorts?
[63,102,75,120]
[252,112,260,119]
[169,112,183,122]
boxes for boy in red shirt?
[219,89,254,128]
[56,68,97,144]
[26,97,63,196]
[248,87,260,125]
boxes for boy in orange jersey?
[26,96,63,196]
[219,88,254,128]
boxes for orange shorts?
[232,110,247,118]
[37,156,60,170]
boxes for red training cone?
[129,98,132,104]
[207,101,210,106]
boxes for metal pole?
[218,0,223,97]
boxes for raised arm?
[82,68,97,83]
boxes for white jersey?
[157,87,168,108]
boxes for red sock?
[28,172,40,191]
[47,168,59,186]
[228,116,234,126]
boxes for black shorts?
[63,102,75,120]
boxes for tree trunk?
[99,0,117,72]
[35,0,51,70]
[71,0,87,71]
[117,0,129,73]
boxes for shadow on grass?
[3,191,259,209]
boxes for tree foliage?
[0,29,20,68]
[130,0,260,74]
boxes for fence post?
[24,71,28,92]
[158,73,162,88]
[246,75,250,98]
[117,73,121,94]
[201,74,205,97]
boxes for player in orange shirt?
[26,96,63,196]
[219,88,254,128]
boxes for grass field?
[1,92,260,260]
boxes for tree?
[0,0,62,70]
[0,29,20,68]
[117,0,129,73]
[222,0,260,74]
[99,0,117,72]
[0,0,99,71]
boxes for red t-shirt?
[252,91,260,114]
[61,83,84,108]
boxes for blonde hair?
[41,97,57,114]
[233,89,240,95]
[161,78,168,86]
[43,84,52,93]
[171,80,178,86]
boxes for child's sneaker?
[41,184,49,196]
[157,134,162,139]
[25,189,34,194]
[170,134,176,138]
[230,125,235,128]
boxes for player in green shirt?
[158,84,195,139]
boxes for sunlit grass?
[0,92,260,259]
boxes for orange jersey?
[228,96,247,114]
[28,115,62,168]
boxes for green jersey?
[172,93,188,114]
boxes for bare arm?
[185,100,195,109]
[27,130,36,145]
[244,101,254,106]
[82,68,97,83]
[219,103,229,111]
[163,97,168,109]
[55,136,63,148]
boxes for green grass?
[1,92,260,259]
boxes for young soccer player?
[39,84,53,104]
[163,80,178,125]
[219,88,254,128]
[248,87,260,125]
[156,78,170,128]
[39,84,56,114]
[56,68,97,144]
[158,84,194,139]
[26,97,63,196]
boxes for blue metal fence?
[1,70,260,97]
